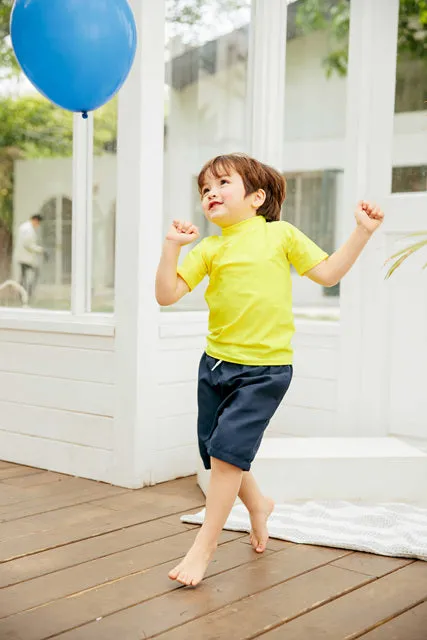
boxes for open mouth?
[209,202,222,212]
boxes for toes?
[177,572,191,586]
[256,537,268,553]
[168,565,181,580]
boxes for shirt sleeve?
[177,239,210,291]
[22,227,44,254]
[284,223,329,276]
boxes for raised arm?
[305,201,384,287]
[155,220,199,306]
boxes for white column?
[113,0,165,487]
[337,0,400,435]
[71,113,93,314]
[249,0,287,168]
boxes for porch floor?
[0,461,426,639]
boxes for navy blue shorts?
[197,353,293,472]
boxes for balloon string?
[82,111,88,119]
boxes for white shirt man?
[14,214,44,300]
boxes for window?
[282,171,338,255]
[282,0,351,306]
[392,1,427,192]
[395,58,427,114]
[0,96,73,310]
[392,166,427,193]
[92,100,118,313]
[163,1,252,311]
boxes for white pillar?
[338,0,400,435]
[249,0,288,168]
[113,0,165,487]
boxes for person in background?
[14,214,45,302]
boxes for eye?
[220,178,229,185]
[201,187,209,196]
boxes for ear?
[252,188,266,210]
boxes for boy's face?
[201,169,264,228]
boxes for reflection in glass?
[163,0,252,311]
[392,1,427,193]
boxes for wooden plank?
[358,601,427,639]
[0,402,114,449]
[0,371,114,416]
[148,564,373,640]
[0,329,114,351]
[1,470,71,488]
[0,460,21,470]
[0,342,115,384]
[0,502,114,542]
[0,528,242,618]
[292,345,337,380]
[0,515,200,588]
[257,561,427,639]
[0,476,200,526]
[42,546,350,640]
[270,404,337,436]
[0,476,116,505]
[331,552,413,577]
[0,466,44,481]
[0,537,272,640]
[285,376,337,412]
[0,482,205,561]
[0,431,114,483]
[0,483,128,523]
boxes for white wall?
[151,312,341,482]
[383,232,427,445]
[269,319,340,437]
[0,325,115,482]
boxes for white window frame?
[0,111,113,334]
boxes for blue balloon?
[10,0,137,114]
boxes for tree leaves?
[296,0,427,78]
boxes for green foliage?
[0,95,118,238]
[296,0,427,77]
[385,232,427,278]
[166,0,248,28]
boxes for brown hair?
[197,153,286,222]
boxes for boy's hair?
[197,153,286,222]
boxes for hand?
[355,200,384,234]
[166,220,200,246]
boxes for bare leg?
[168,457,243,586]
[238,471,274,553]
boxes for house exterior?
[0,0,426,490]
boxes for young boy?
[155,153,384,587]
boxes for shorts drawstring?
[211,359,223,371]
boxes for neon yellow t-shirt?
[177,216,328,365]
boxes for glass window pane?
[92,100,118,313]
[282,0,350,306]
[0,89,73,310]
[163,0,252,311]
[392,0,427,193]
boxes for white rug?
[181,501,427,561]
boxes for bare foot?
[249,496,274,553]
[168,541,217,586]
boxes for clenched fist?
[355,200,384,234]
[166,220,200,246]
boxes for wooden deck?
[0,461,426,640]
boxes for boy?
[155,153,384,586]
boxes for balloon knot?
[82,111,88,119]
